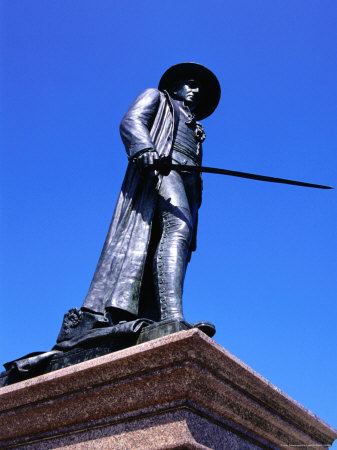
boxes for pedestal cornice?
[0,329,336,449]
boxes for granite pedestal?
[0,329,336,449]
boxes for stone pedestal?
[0,329,336,449]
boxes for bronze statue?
[1,63,220,384]
[79,63,221,331]
[2,63,330,384]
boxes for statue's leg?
[153,171,195,321]
[153,207,193,321]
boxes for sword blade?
[150,162,333,190]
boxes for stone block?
[0,329,336,449]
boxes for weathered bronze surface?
[79,63,221,330]
[1,62,331,387]
[1,63,220,385]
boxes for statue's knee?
[178,219,192,243]
[161,208,193,244]
[166,217,192,245]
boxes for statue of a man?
[3,62,330,381]
[80,63,221,328]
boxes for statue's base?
[49,318,194,371]
[138,318,192,342]
[0,329,336,449]
[0,320,196,387]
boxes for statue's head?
[168,78,201,111]
[158,63,221,120]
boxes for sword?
[150,159,333,190]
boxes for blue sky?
[1,0,336,442]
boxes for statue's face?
[171,79,200,108]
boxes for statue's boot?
[105,307,136,326]
[153,207,193,322]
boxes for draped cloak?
[81,88,200,316]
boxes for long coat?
[82,88,199,316]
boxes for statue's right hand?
[136,150,158,168]
[135,149,159,177]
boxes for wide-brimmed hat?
[158,62,221,120]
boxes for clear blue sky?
[1,0,336,442]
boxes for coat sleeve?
[119,88,162,159]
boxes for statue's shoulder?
[136,88,165,103]
[122,89,168,121]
